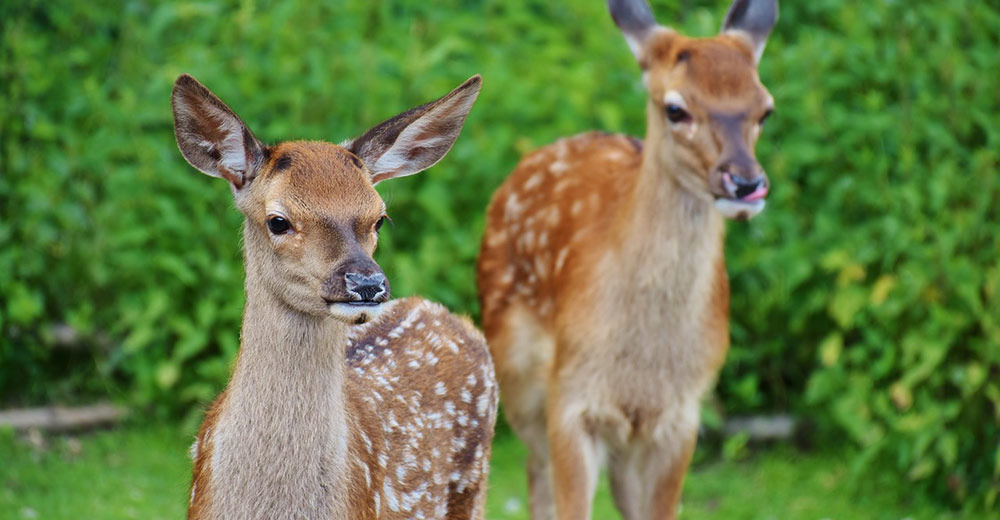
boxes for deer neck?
[208,226,352,518]
[612,100,725,306]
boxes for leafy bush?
[719,1,1000,508]
[1,0,997,508]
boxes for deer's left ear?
[344,75,482,185]
[721,0,779,64]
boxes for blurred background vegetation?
[1,0,998,513]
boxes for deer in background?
[477,0,778,518]
[172,73,497,519]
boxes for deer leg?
[526,448,555,520]
[509,418,556,520]
[608,448,643,520]
[547,408,600,520]
[640,427,698,520]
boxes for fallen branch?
[0,403,127,431]
[723,414,799,441]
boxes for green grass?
[0,424,980,520]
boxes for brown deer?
[171,73,497,519]
[476,0,778,518]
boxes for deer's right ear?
[171,74,266,190]
[608,0,659,61]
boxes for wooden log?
[0,404,127,431]
[723,414,798,441]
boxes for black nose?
[345,272,387,302]
[730,174,766,200]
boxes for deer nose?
[721,171,768,201]
[344,272,388,302]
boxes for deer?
[171,73,498,519]
[476,0,778,518]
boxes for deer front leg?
[509,416,557,520]
[546,396,600,520]
[527,447,556,520]
[643,426,698,520]
[608,448,643,520]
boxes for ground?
[0,424,980,520]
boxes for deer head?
[609,0,778,219]
[172,74,481,324]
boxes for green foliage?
[1,0,997,509]
[719,0,1000,508]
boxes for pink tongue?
[742,185,768,202]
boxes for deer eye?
[267,216,291,235]
[374,216,388,233]
[665,104,690,124]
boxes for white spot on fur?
[384,478,401,512]
[519,230,535,249]
[524,173,544,190]
[554,179,574,193]
[546,207,560,226]
[555,247,570,273]
[505,193,525,220]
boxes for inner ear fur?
[344,75,482,184]
[171,74,266,189]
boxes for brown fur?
[476,1,776,518]
[188,297,497,520]
[173,74,496,519]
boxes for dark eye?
[374,216,388,233]
[665,104,690,123]
[267,216,291,235]
[760,109,774,125]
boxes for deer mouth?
[714,197,765,220]
[326,300,385,325]
[714,173,768,220]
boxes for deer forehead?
[259,141,384,222]
[647,34,770,110]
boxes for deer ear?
[344,75,482,185]
[171,74,266,190]
[608,0,659,61]
[721,0,779,64]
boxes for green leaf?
[722,432,750,462]
[908,457,937,481]
[828,286,867,330]
[155,363,180,390]
[6,283,43,325]
[819,333,844,367]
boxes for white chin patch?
[715,198,766,220]
[328,303,385,325]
